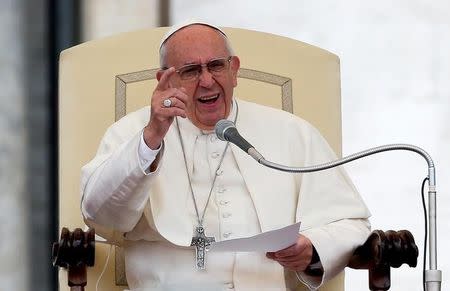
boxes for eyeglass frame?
[162,56,234,81]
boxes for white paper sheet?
[209,222,301,252]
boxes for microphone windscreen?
[215,119,235,141]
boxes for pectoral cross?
[191,226,215,270]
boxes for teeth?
[199,94,219,101]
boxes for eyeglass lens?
[177,57,230,80]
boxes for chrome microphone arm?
[250,143,441,291]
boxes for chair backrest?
[59,27,344,291]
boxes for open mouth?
[198,94,219,104]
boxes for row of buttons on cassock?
[209,134,234,241]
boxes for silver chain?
[175,101,239,227]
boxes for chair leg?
[68,265,87,291]
[369,265,390,291]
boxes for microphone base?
[425,269,442,291]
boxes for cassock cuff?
[295,245,324,289]
[138,130,162,173]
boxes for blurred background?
[1,0,448,290]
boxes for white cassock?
[81,98,371,291]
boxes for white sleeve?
[81,124,164,234]
[297,218,371,289]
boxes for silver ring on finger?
[163,98,172,108]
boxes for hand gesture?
[143,67,189,149]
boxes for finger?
[273,255,304,264]
[152,97,186,115]
[162,97,186,111]
[266,252,276,259]
[152,92,182,110]
[171,87,189,104]
[275,237,309,258]
[171,90,189,106]
[159,107,187,119]
[273,250,303,261]
[157,90,186,109]
[156,67,176,91]
[159,87,189,105]
[274,245,297,258]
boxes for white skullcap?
[159,19,227,51]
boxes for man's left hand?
[266,234,313,272]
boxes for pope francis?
[81,21,371,291]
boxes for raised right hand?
[143,67,189,149]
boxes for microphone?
[216,118,441,290]
[214,120,264,162]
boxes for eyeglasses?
[169,56,233,81]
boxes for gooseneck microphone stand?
[249,143,442,291]
[248,144,441,291]
[215,119,441,291]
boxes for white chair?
[56,27,417,291]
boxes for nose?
[198,66,215,88]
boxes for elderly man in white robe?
[81,22,371,291]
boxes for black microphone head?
[215,119,236,141]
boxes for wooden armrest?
[348,230,419,291]
[52,228,96,291]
